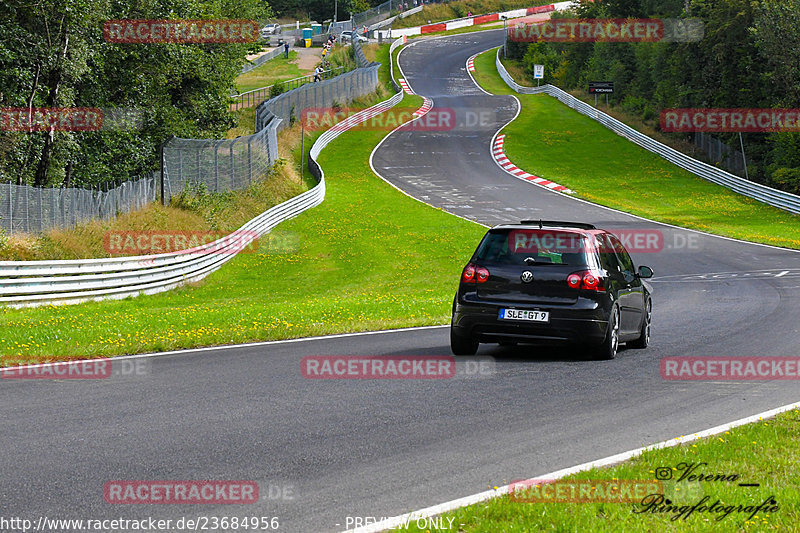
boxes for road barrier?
[382,2,574,38]
[495,48,800,216]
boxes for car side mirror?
[637,265,654,279]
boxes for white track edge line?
[346,398,800,533]
[0,325,450,373]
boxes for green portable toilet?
[312,23,322,35]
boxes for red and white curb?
[467,55,476,72]
[493,134,574,194]
[413,96,433,118]
[398,78,414,95]
[385,2,573,38]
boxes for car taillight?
[462,263,490,284]
[567,273,582,289]
[568,270,606,292]
[462,264,476,283]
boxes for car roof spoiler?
[518,220,597,230]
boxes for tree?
[752,0,800,107]
[0,0,271,188]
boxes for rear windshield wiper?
[524,257,559,266]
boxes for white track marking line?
[0,325,451,374]
[344,399,800,532]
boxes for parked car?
[261,23,281,37]
[450,221,654,360]
[340,30,368,43]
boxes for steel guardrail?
[495,48,800,215]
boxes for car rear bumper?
[452,299,609,345]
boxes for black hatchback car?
[450,221,653,359]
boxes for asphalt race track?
[2,30,800,533]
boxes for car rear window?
[475,229,590,266]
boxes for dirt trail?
[295,46,323,70]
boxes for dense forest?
[507,0,800,193]
[0,0,269,188]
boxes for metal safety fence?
[162,115,281,204]
[495,48,800,216]
[353,0,449,30]
[241,47,284,74]
[255,66,380,133]
[693,132,746,177]
[232,67,345,109]
[1,177,157,235]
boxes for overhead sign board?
[588,81,614,94]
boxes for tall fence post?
[214,140,220,192]
[247,137,253,186]
[7,182,12,235]
[159,136,173,205]
[230,139,237,190]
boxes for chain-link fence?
[352,36,373,68]
[255,66,380,133]
[162,115,281,203]
[352,0,450,29]
[693,132,746,177]
[1,40,381,235]
[0,177,157,235]
[232,67,345,109]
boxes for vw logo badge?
[521,271,533,283]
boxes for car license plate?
[499,309,549,322]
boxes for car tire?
[450,327,478,356]
[593,305,619,360]
[628,297,651,349]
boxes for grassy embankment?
[469,47,800,249]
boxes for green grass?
[407,20,506,39]
[236,51,307,93]
[471,48,800,249]
[399,408,800,532]
[0,87,485,366]
[393,0,550,29]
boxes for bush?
[770,167,800,195]
[269,82,286,98]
